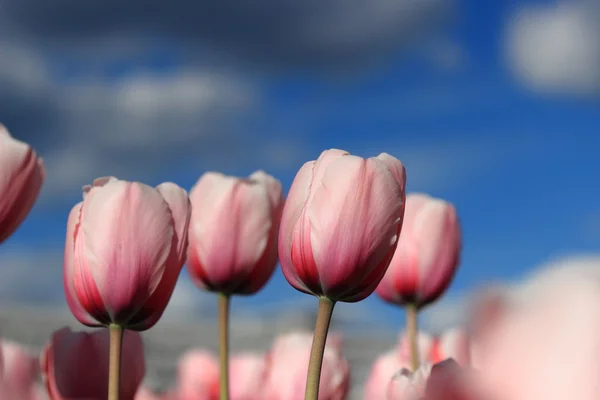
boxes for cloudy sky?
[1,0,599,331]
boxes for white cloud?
[506,1,600,95]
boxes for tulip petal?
[63,202,99,327]
[278,161,316,294]
[156,182,191,265]
[189,173,272,292]
[307,155,403,298]
[81,180,173,321]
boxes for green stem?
[218,293,230,400]
[406,303,420,371]
[305,297,336,400]
[108,324,123,400]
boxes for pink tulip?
[469,267,600,400]
[386,363,431,400]
[135,386,164,400]
[41,327,145,400]
[263,332,349,400]
[174,350,220,400]
[63,176,191,330]
[187,171,283,294]
[429,328,470,366]
[279,149,406,302]
[0,340,41,399]
[175,350,268,400]
[376,193,461,308]
[364,350,411,400]
[397,331,433,363]
[0,125,45,244]
[229,353,268,400]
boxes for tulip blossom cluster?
[3,129,599,400]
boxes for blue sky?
[1,0,599,331]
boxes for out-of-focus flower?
[187,171,283,295]
[0,340,42,400]
[429,328,470,366]
[470,270,600,400]
[63,176,191,330]
[364,350,411,400]
[174,350,267,400]
[279,149,406,302]
[263,332,349,400]
[387,360,480,400]
[0,125,45,244]
[41,327,145,400]
[376,193,461,309]
[174,350,220,400]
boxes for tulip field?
[1,125,600,400]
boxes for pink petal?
[278,161,316,294]
[63,202,99,326]
[81,180,173,322]
[307,155,403,297]
[156,182,191,266]
[188,172,272,292]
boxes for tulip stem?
[218,293,230,400]
[108,324,124,400]
[406,303,420,371]
[305,297,336,400]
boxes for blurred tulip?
[0,125,45,244]
[41,327,145,400]
[135,386,164,400]
[364,350,410,400]
[387,363,431,400]
[175,350,220,400]
[376,193,461,309]
[187,170,283,295]
[279,149,406,302]
[63,176,191,330]
[175,350,267,400]
[0,340,41,399]
[263,332,349,400]
[429,328,470,366]
[397,331,433,363]
[469,268,600,400]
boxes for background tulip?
[63,176,191,330]
[429,328,470,366]
[263,332,350,400]
[0,125,45,244]
[376,193,461,309]
[0,340,41,400]
[187,170,283,295]
[41,327,145,400]
[279,149,406,303]
[174,350,220,400]
[364,350,410,400]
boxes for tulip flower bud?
[63,177,191,330]
[279,149,406,302]
[429,328,470,366]
[364,350,411,400]
[41,327,145,400]
[186,170,283,295]
[376,193,461,309]
[0,125,45,244]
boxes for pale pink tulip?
[429,328,470,366]
[376,193,461,309]
[279,149,406,302]
[64,176,191,330]
[187,171,283,295]
[469,265,600,400]
[0,125,45,244]
[397,331,433,363]
[263,332,349,400]
[229,353,268,400]
[386,363,431,400]
[41,327,145,400]
[175,350,219,400]
[364,350,411,400]
[0,340,41,399]
[175,350,268,400]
